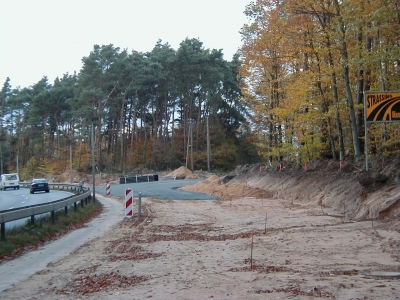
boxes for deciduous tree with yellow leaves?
[240,0,400,165]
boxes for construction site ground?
[0,160,399,299]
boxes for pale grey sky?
[0,0,250,89]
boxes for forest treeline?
[1,0,399,179]
[240,0,399,164]
[0,38,256,178]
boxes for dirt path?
[0,195,399,299]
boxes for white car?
[0,173,20,190]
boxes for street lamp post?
[91,117,99,201]
[69,142,72,183]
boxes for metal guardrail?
[19,182,85,192]
[0,183,92,241]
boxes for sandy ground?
[0,193,399,299]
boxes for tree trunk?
[163,90,168,159]
[77,140,82,170]
[334,0,361,158]
[119,97,125,173]
[170,99,175,168]
[330,70,345,161]
[356,22,369,155]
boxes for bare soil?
[1,159,399,299]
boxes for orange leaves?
[57,272,149,295]
[240,0,400,160]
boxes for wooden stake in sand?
[372,216,374,229]
[264,212,267,234]
[250,231,254,269]
[343,202,346,222]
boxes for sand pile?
[163,166,198,180]
[206,174,220,183]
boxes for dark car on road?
[30,178,50,194]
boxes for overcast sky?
[0,0,250,89]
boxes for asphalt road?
[0,188,75,228]
[0,188,74,211]
[95,179,218,200]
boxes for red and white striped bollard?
[125,188,133,217]
[106,181,111,195]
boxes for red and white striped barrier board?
[125,188,133,217]
[106,182,111,195]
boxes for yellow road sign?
[365,91,400,122]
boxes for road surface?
[0,188,75,228]
[95,179,218,200]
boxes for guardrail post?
[1,222,5,241]
[81,199,84,208]
[74,202,77,212]
[31,215,35,225]
[51,211,55,224]
[65,206,68,216]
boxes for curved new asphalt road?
[95,178,218,200]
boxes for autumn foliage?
[239,0,400,163]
